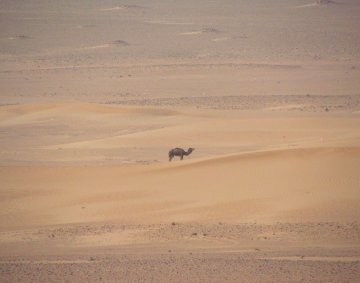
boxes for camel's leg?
[180,154,183,160]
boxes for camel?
[168,147,194,161]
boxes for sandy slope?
[1,103,359,165]
[1,146,360,230]
[0,103,359,228]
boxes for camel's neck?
[185,149,192,156]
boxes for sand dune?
[1,103,359,168]
[1,146,359,229]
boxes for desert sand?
[1,0,360,282]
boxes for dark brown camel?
[168,148,194,161]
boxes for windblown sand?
[1,0,360,282]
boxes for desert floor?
[1,0,360,282]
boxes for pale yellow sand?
[1,145,360,228]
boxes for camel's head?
[188,148,195,154]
